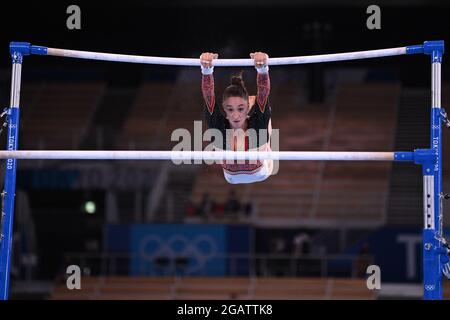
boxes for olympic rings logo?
[424,284,435,291]
[138,234,219,275]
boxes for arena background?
[0,0,450,299]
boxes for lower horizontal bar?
[0,150,404,161]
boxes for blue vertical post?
[0,43,28,300]
[422,41,445,300]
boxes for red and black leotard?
[201,69,272,176]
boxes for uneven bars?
[0,150,415,161]
[10,42,430,66]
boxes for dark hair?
[222,72,248,103]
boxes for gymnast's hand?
[200,52,218,68]
[250,52,268,68]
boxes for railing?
[61,252,374,279]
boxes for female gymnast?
[199,51,274,184]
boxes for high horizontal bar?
[10,42,426,66]
[45,47,408,66]
[0,150,406,161]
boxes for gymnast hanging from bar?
[200,51,273,184]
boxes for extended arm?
[200,52,218,115]
[202,73,215,115]
[250,52,270,113]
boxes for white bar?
[10,63,21,107]
[47,47,407,66]
[423,175,435,229]
[0,150,395,161]
[432,62,441,108]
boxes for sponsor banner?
[106,224,251,276]
[346,227,450,283]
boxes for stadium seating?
[20,82,106,150]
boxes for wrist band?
[201,66,214,75]
[256,65,269,74]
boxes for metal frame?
[0,50,22,299]
[0,40,445,300]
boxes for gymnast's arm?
[200,52,218,115]
[200,52,227,150]
[251,52,271,113]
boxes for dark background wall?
[1,1,449,84]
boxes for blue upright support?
[0,45,25,300]
[417,40,445,300]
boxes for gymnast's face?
[223,96,249,129]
